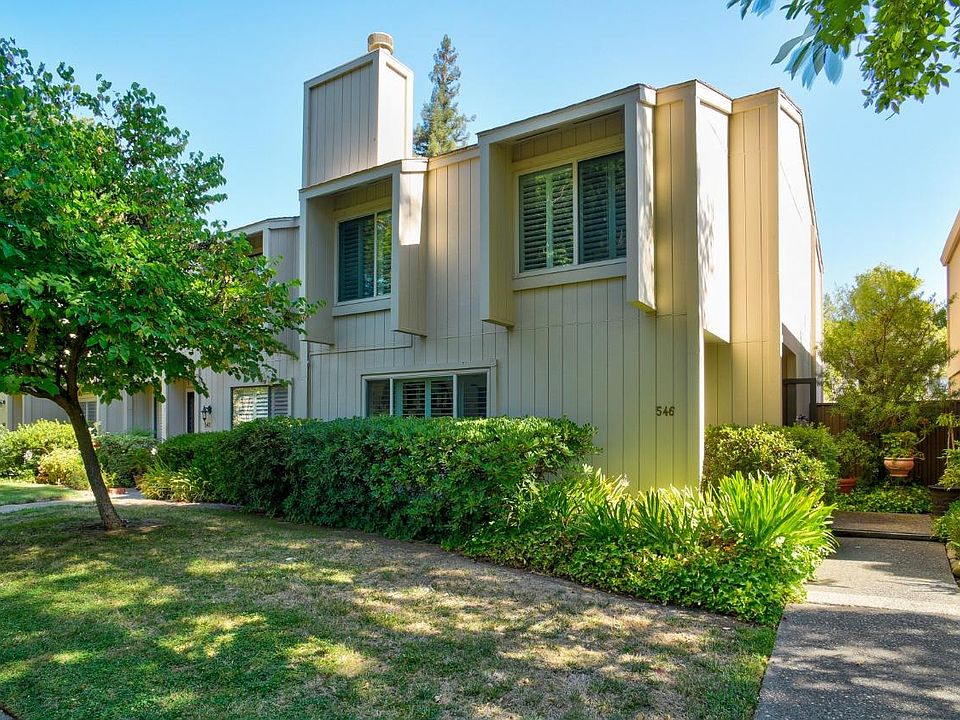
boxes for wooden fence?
[814,403,952,486]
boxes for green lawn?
[0,478,86,506]
[0,504,775,720]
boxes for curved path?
[756,535,960,719]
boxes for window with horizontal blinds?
[337,210,391,302]
[78,395,97,425]
[231,385,290,427]
[366,379,390,416]
[519,165,574,272]
[579,152,626,264]
[373,374,488,419]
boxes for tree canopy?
[413,35,474,157]
[0,38,316,528]
[821,265,953,439]
[729,0,960,113]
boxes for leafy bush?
[95,432,158,487]
[464,469,834,626]
[0,420,77,477]
[781,424,840,479]
[35,448,88,490]
[939,448,960,489]
[702,424,832,495]
[139,464,219,503]
[834,430,877,479]
[934,500,960,546]
[833,484,932,514]
[151,416,596,545]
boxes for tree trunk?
[64,401,123,530]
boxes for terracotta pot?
[929,484,960,518]
[837,477,857,495]
[883,457,915,478]
[107,486,128,496]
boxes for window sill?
[513,259,626,291]
[332,297,391,316]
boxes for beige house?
[3,33,823,491]
[941,209,960,387]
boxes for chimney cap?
[367,32,394,54]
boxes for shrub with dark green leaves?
[781,424,840,479]
[36,447,88,489]
[702,424,832,495]
[464,469,835,625]
[834,484,932,514]
[95,432,158,487]
[150,416,596,545]
[0,420,77,477]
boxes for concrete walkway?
[756,537,960,719]
[0,490,236,515]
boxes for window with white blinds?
[364,373,489,419]
[519,165,574,272]
[337,210,392,302]
[231,385,291,427]
[78,395,98,425]
[518,151,626,273]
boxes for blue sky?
[5,0,959,298]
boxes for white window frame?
[363,368,493,419]
[513,145,627,282]
[333,205,393,308]
[78,393,98,426]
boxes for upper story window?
[518,151,626,273]
[337,210,392,302]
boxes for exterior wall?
[943,211,960,388]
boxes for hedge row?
[147,416,596,544]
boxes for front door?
[186,391,196,434]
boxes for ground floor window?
[78,394,98,425]
[365,372,489,419]
[231,385,291,427]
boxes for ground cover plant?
[0,503,775,720]
[833,484,932,514]
[463,468,835,626]
[0,478,85,505]
[934,500,960,546]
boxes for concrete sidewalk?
[755,537,960,719]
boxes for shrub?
[939,448,960,489]
[0,420,77,477]
[95,432,158,487]
[151,416,596,544]
[139,464,219,503]
[834,430,877,479]
[834,484,932,514]
[702,424,831,495]
[464,469,834,626]
[781,424,840,479]
[36,448,88,490]
[934,500,960,546]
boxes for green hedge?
[934,500,960,546]
[703,424,835,495]
[95,432,158,487]
[153,416,596,544]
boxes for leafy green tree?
[729,0,960,113]
[0,39,316,529]
[821,265,953,440]
[413,35,474,157]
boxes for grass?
[0,504,775,720]
[0,478,86,506]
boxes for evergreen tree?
[413,35,474,157]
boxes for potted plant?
[835,430,873,494]
[881,431,922,479]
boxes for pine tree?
[413,35,474,157]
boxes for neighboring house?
[941,209,960,388]
[4,33,824,490]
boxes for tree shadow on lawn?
[0,506,772,720]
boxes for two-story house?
[3,32,823,490]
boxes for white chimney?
[367,32,394,54]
